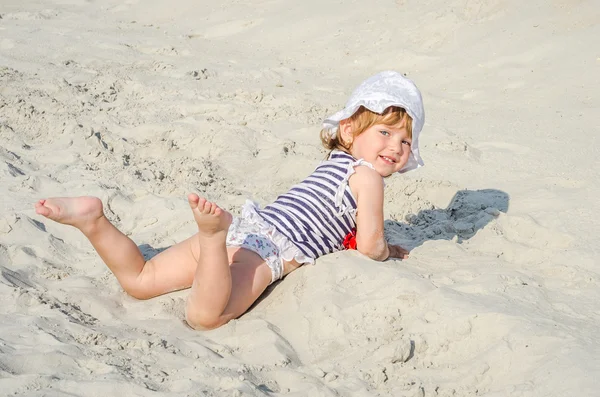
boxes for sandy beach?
[1,0,599,395]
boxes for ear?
[339,119,353,145]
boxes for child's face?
[343,120,412,177]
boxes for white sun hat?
[322,71,425,173]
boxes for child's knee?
[122,284,153,300]
[120,261,161,300]
[120,276,155,300]
[184,303,228,330]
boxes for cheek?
[399,150,411,166]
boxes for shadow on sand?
[385,188,509,250]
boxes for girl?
[34,71,425,330]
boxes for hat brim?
[322,100,424,174]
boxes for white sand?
[1,0,599,395]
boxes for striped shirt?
[258,150,369,259]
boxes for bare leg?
[184,193,235,327]
[35,196,223,299]
[34,197,149,294]
[36,196,273,329]
[184,194,273,330]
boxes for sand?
[1,0,599,395]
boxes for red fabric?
[342,228,357,250]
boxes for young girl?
[34,71,425,330]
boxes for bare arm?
[348,166,410,261]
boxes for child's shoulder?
[348,164,384,205]
[349,163,383,192]
[352,163,382,181]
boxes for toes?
[188,194,218,215]
[35,203,51,217]
[35,200,45,210]
[208,203,217,215]
[188,195,226,218]
[200,199,210,213]
[187,193,200,209]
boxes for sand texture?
[1,0,599,395]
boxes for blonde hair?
[320,106,413,154]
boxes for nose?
[390,135,404,154]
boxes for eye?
[379,130,390,136]
[402,140,412,146]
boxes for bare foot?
[34,196,104,234]
[187,193,232,240]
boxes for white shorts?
[225,200,313,283]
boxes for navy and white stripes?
[258,150,359,259]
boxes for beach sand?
[1,0,599,395]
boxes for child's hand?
[388,244,409,260]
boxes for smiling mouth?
[380,155,397,164]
